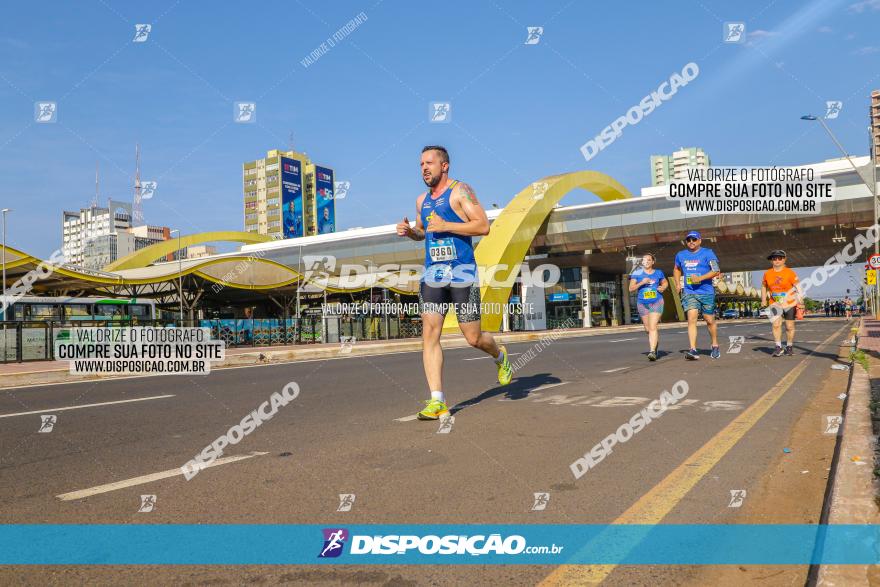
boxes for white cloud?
[845,32,857,40]
[745,29,780,46]
[848,0,880,12]
[853,46,880,55]
[817,25,834,32]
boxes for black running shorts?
[418,281,481,323]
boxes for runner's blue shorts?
[681,293,716,315]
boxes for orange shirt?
[763,267,799,305]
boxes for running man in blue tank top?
[396,146,513,420]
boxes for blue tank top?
[420,180,476,284]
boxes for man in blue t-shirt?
[673,230,721,360]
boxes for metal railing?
[0,317,426,363]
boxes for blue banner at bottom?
[1,524,879,565]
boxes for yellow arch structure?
[443,171,633,334]
[0,243,421,295]
[105,231,272,271]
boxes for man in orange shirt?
[761,250,802,357]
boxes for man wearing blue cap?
[673,231,721,360]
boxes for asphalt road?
[0,318,853,586]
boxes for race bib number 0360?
[429,238,456,263]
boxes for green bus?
[1,296,157,322]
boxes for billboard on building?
[281,157,303,238]
[315,165,336,234]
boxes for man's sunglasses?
[770,256,785,260]
[685,237,700,242]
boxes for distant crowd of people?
[823,298,859,319]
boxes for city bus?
[0,296,157,322]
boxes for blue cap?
[685,230,701,240]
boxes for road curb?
[816,318,880,586]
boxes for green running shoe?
[496,345,513,386]
[417,399,449,420]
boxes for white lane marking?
[608,338,637,343]
[56,451,268,501]
[395,414,419,422]
[602,367,629,373]
[532,382,569,392]
[0,395,175,419]
[463,353,521,361]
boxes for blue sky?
[1,0,878,298]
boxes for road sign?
[869,254,880,269]
[868,270,877,285]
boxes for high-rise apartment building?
[871,89,879,161]
[62,202,177,270]
[243,149,336,239]
[62,200,132,267]
[650,155,674,187]
[650,147,711,186]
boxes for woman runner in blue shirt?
[629,253,668,361]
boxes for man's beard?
[422,173,441,188]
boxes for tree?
[802,297,822,312]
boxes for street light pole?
[1,209,9,320]
[801,114,880,316]
[171,230,183,324]
[802,116,873,188]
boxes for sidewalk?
[0,317,775,389]
[817,317,880,586]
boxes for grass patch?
[851,349,870,372]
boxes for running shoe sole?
[417,400,450,420]
[497,345,513,386]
